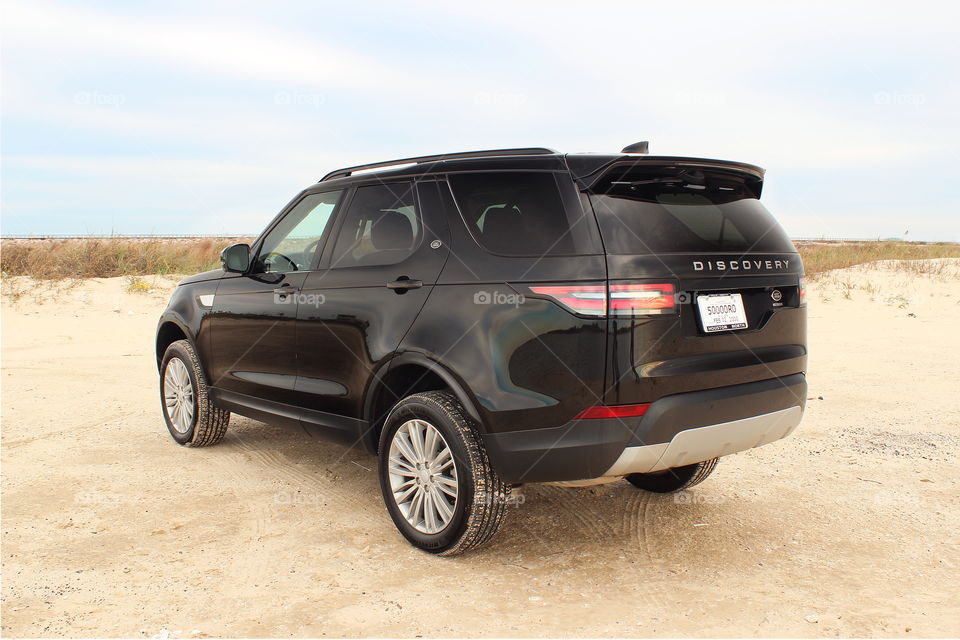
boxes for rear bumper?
[483,373,806,483]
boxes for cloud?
[1,0,957,238]
[3,1,386,89]
[3,155,276,183]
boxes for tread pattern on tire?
[626,457,719,493]
[680,457,718,490]
[390,391,511,556]
[170,339,230,447]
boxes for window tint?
[588,167,793,254]
[330,183,419,268]
[255,190,342,273]
[448,172,594,257]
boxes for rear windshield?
[448,172,599,256]
[588,166,794,254]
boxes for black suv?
[156,144,807,555]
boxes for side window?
[255,190,342,273]
[330,183,420,268]
[448,172,591,257]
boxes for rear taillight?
[529,283,676,317]
[609,283,675,315]
[527,285,607,315]
[575,403,651,420]
[799,275,807,305]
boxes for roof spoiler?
[566,155,765,194]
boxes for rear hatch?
[585,161,807,405]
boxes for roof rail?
[319,147,558,182]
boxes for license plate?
[696,293,748,332]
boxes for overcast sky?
[2,0,958,240]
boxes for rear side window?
[588,167,794,254]
[330,183,420,268]
[448,172,597,256]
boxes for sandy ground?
[2,262,959,638]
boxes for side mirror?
[220,243,250,273]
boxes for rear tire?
[160,339,230,447]
[378,391,509,556]
[625,458,718,493]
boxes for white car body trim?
[603,405,803,477]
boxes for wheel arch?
[155,314,195,371]
[362,353,485,453]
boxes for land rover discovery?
[156,144,807,555]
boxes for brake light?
[528,285,607,315]
[575,403,651,419]
[799,276,807,305]
[529,283,676,317]
[609,283,675,315]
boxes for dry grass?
[0,238,252,280]
[2,237,958,281]
[796,241,960,277]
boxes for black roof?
[319,147,558,181]
[316,148,765,189]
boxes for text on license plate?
[696,293,748,332]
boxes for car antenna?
[621,141,649,154]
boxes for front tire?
[625,458,718,493]
[160,339,230,447]
[378,391,509,556]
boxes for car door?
[294,180,450,433]
[208,189,344,407]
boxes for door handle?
[386,278,423,291]
[273,285,298,302]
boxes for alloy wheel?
[163,357,195,434]
[387,419,459,534]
